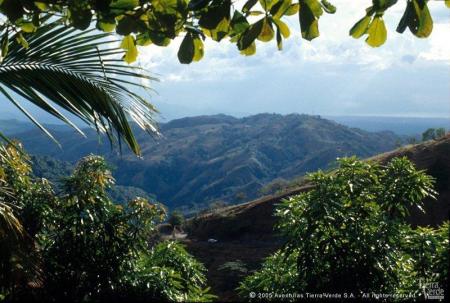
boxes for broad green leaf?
[178,34,195,64]
[271,0,292,19]
[120,35,138,63]
[446,0,450,8]
[257,18,274,42]
[321,0,336,14]
[206,18,230,41]
[366,17,387,47]
[304,0,323,18]
[414,0,433,38]
[148,32,171,46]
[273,19,290,38]
[373,0,397,11]
[21,22,37,33]
[69,5,93,30]
[240,41,256,56]
[238,18,264,50]
[111,0,139,10]
[299,1,320,41]
[276,26,282,50]
[198,0,230,30]
[188,0,210,10]
[285,3,299,15]
[231,11,249,34]
[242,0,258,13]
[349,16,371,38]
[249,11,264,16]
[193,37,204,62]
[116,16,137,35]
[259,0,275,11]
[136,33,152,46]
[396,1,415,34]
[34,1,48,11]
[97,19,116,33]
[16,33,28,49]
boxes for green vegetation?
[0,2,447,156]
[168,210,186,229]
[239,157,448,300]
[0,143,214,302]
[422,128,447,142]
[16,114,401,209]
[1,0,447,65]
[0,20,157,155]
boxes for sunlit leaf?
[240,41,256,56]
[257,18,274,42]
[273,19,290,38]
[178,33,195,64]
[366,16,387,47]
[350,16,371,38]
[121,35,138,63]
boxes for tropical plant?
[239,250,298,297]
[422,128,437,141]
[0,21,158,155]
[0,146,214,302]
[422,128,447,142]
[239,157,448,301]
[435,128,446,139]
[168,210,186,229]
[0,142,55,298]
[396,222,449,297]
[126,241,216,302]
[0,0,448,65]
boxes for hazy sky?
[1,1,449,123]
[136,0,450,121]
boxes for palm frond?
[0,23,159,155]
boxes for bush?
[168,210,185,229]
[239,157,448,300]
[0,146,214,302]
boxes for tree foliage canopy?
[239,157,448,300]
[1,0,448,64]
[0,144,215,302]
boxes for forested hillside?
[185,135,450,301]
[11,114,400,208]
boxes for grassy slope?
[183,135,450,301]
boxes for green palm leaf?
[0,22,159,155]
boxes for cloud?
[136,1,450,120]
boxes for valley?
[7,114,402,210]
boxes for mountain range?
[5,114,401,209]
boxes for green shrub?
[0,146,214,302]
[239,157,448,300]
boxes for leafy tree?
[0,0,448,65]
[422,128,447,142]
[239,157,448,300]
[435,127,446,139]
[0,146,214,302]
[168,210,186,229]
[422,128,437,141]
[128,241,216,302]
[0,143,55,297]
[396,222,449,297]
